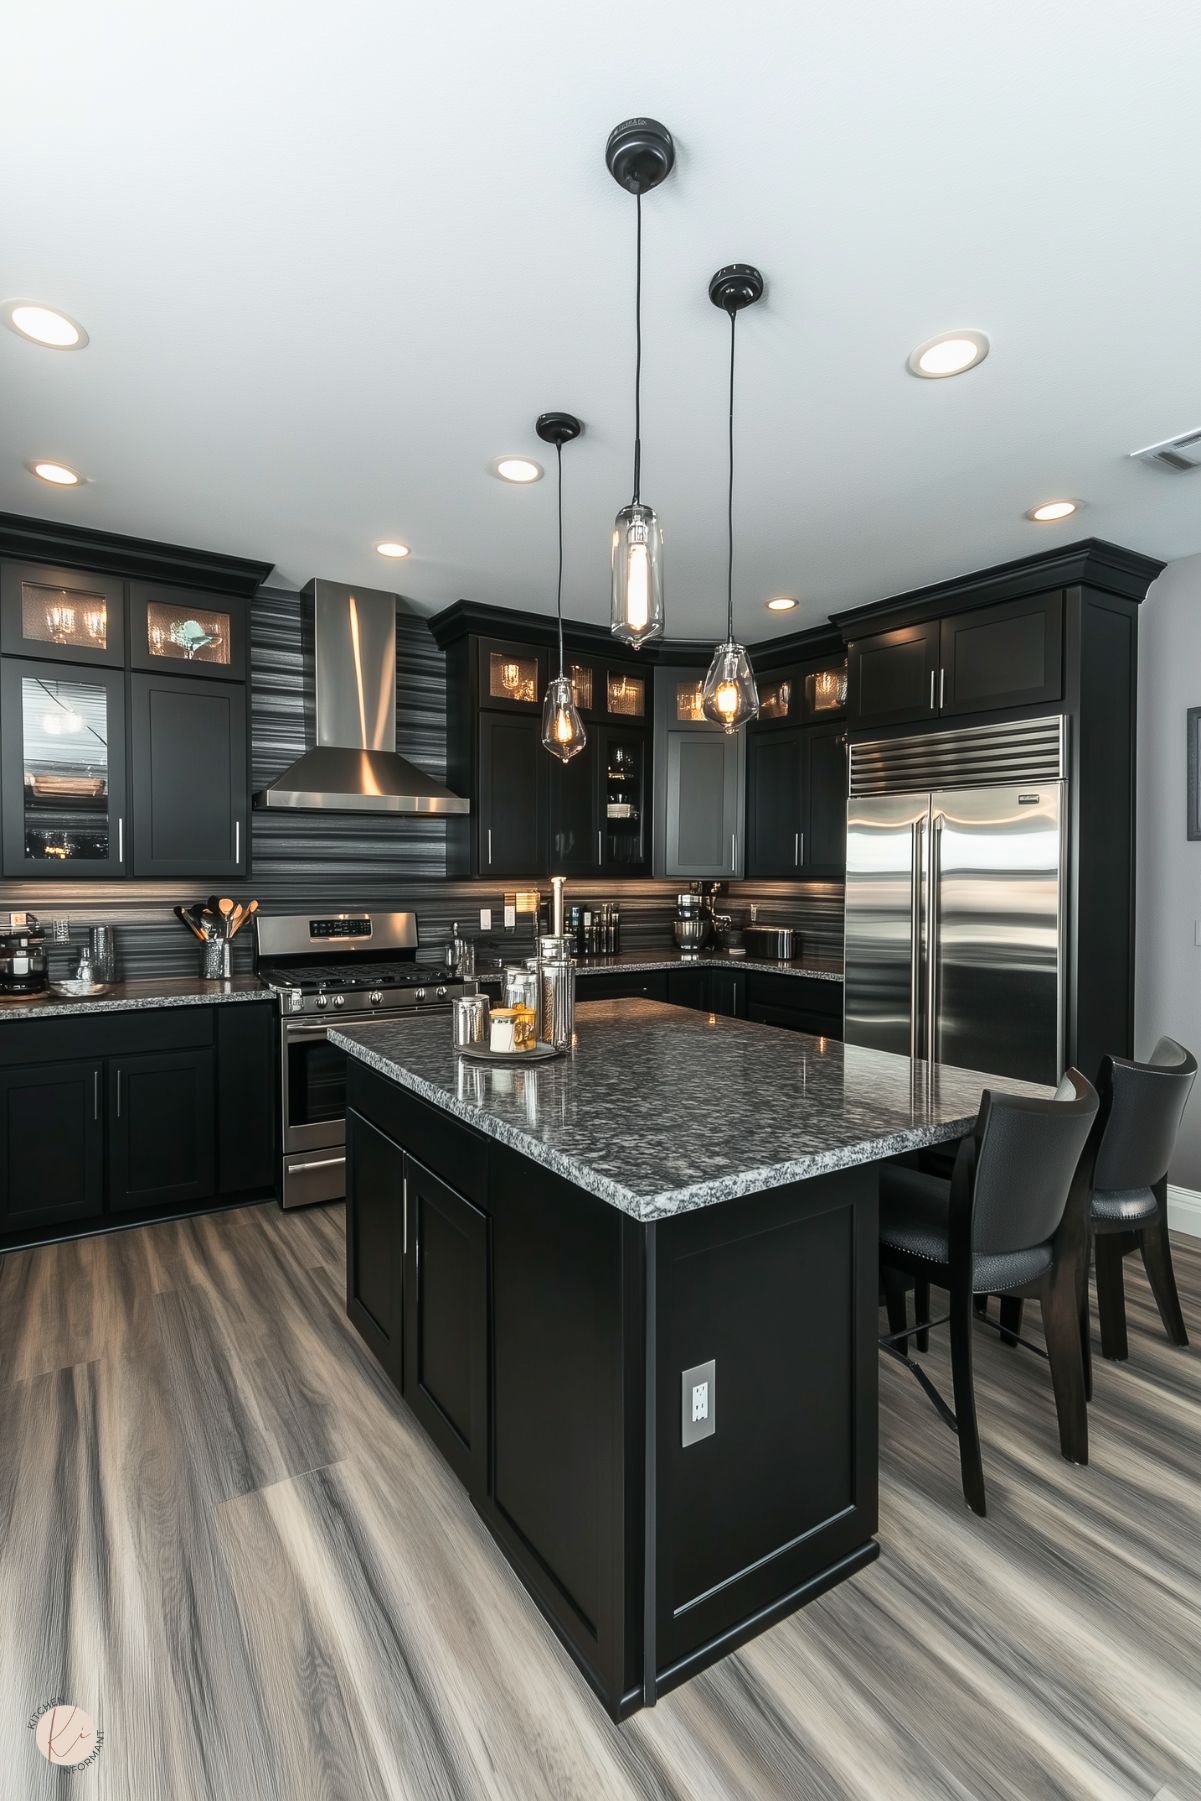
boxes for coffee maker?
[0,912,48,999]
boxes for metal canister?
[536,934,575,1050]
[451,992,490,1049]
[503,965,539,1015]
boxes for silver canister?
[89,923,116,982]
[503,965,539,1013]
[537,934,575,1049]
[451,992,490,1049]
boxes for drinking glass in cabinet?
[19,673,113,862]
[605,738,644,864]
[21,581,109,652]
[145,600,231,666]
[488,650,538,704]
[676,679,706,722]
[607,671,644,717]
[807,661,848,713]
[567,663,594,710]
[759,678,792,721]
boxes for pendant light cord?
[555,440,565,677]
[726,308,736,642]
[632,191,642,505]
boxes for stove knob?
[414,987,426,1003]
[333,994,345,1009]
[436,985,447,999]
[316,993,328,1009]
[369,990,383,1006]
[290,990,303,1013]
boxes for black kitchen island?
[332,999,1047,1718]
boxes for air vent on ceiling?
[1130,429,1201,473]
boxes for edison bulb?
[702,639,759,734]
[611,503,664,647]
[541,673,587,763]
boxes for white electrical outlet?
[681,1359,716,1445]
[479,908,492,931]
[504,901,516,929]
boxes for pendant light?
[537,411,587,763]
[702,264,764,733]
[605,118,674,649]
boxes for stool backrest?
[968,1069,1099,1255]
[1093,1037,1197,1192]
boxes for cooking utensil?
[175,904,208,942]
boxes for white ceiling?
[3,0,1200,640]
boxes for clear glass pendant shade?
[701,638,759,734]
[610,503,664,648]
[541,672,587,762]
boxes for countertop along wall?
[1135,550,1201,1231]
[1,586,845,979]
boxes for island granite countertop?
[480,947,844,983]
[0,975,274,1020]
[331,998,1048,1222]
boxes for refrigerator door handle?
[910,819,924,1062]
[927,813,942,1065]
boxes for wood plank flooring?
[0,1202,1197,1801]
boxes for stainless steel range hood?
[254,579,469,814]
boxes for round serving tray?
[456,1041,565,1065]
[49,981,114,999]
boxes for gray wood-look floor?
[1,1203,1197,1801]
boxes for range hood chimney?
[254,579,469,814]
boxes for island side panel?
[651,1164,880,1691]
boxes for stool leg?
[882,1271,910,1343]
[1040,1278,1088,1465]
[998,1297,1024,1347]
[914,1277,931,1353]
[973,1295,989,1318]
[949,1284,986,1517]
[1095,1234,1128,1361]
[1080,1285,1093,1403]
[1139,1205,1189,1347]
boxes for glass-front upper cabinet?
[0,561,126,667]
[605,666,645,719]
[0,659,127,877]
[803,654,848,719]
[754,668,802,728]
[128,581,247,681]
[477,637,546,711]
[600,726,648,871]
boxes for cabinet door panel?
[0,658,128,878]
[1,562,126,666]
[664,732,740,878]
[548,738,599,873]
[108,1048,215,1212]
[128,582,247,681]
[747,730,806,878]
[345,1109,405,1389]
[806,723,847,872]
[0,1059,103,1233]
[403,1154,489,1496]
[847,622,939,728]
[707,969,746,1019]
[576,971,669,1003]
[598,725,648,873]
[129,673,247,877]
[479,713,546,875]
[938,593,1063,717]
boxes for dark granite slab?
[0,975,275,1021]
[480,948,844,984]
[331,998,1049,1222]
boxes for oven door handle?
[283,1023,334,1042]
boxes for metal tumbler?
[451,992,490,1049]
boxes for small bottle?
[612,906,621,953]
[582,909,593,957]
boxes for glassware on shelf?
[145,600,232,666]
[607,671,645,717]
[808,661,848,713]
[488,650,538,704]
[676,680,706,723]
[567,664,594,710]
[759,679,791,720]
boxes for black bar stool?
[878,1071,1099,1517]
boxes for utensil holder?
[201,938,231,980]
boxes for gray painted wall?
[1135,551,1201,1189]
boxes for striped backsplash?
[1,586,844,980]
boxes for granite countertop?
[481,948,844,984]
[331,999,1049,1222]
[0,975,274,1020]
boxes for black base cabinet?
[0,1003,277,1248]
[345,1060,878,1719]
[573,968,842,1039]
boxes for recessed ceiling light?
[766,596,798,612]
[1027,499,1078,522]
[907,330,990,379]
[30,459,82,486]
[492,456,543,484]
[375,541,410,558]
[2,300,89,349]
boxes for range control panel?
[309,918,372,939]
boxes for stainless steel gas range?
[256,910,464,1208]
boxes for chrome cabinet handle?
[597,829,603,863]
[794,831,799,867]
[929,671,935,711]
[730,832,736,873]
[487,828,493,866]
[938,667,945,709]
[402,1174,408,1256]
[115,1069,122,1118]
[93,1069,100,1121]
[235,820,241,863]
[117,816,124,862]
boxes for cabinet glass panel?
[20,580,110,653]
[806,659,848,715]
[607,670,645,717]
[759,677,793,721]
[567,662,594,710]
[604,735,645,866]
[18,672,115,863]
[676,678,706,723]
[488,650,538,705]
[144,599,232,667]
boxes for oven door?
[281,1020,348,1155]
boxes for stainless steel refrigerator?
[843,716,1067,1085]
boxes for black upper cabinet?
[129,672,248,877]
[107,1046,216,1213]
[128,581,248,682]
[746,729,807,878]
[477,637,547,713]
[0,658,129,879]
[0,1058,104,1233]
[807,722,848,872]
[937,592,1063,718]
[478,712,547,876]
[0,561,126,667]
[847,621,940,728]
[548,737,599,875]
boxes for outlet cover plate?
[681,1358,716,1446]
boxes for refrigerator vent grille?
[849,715,1065,795]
